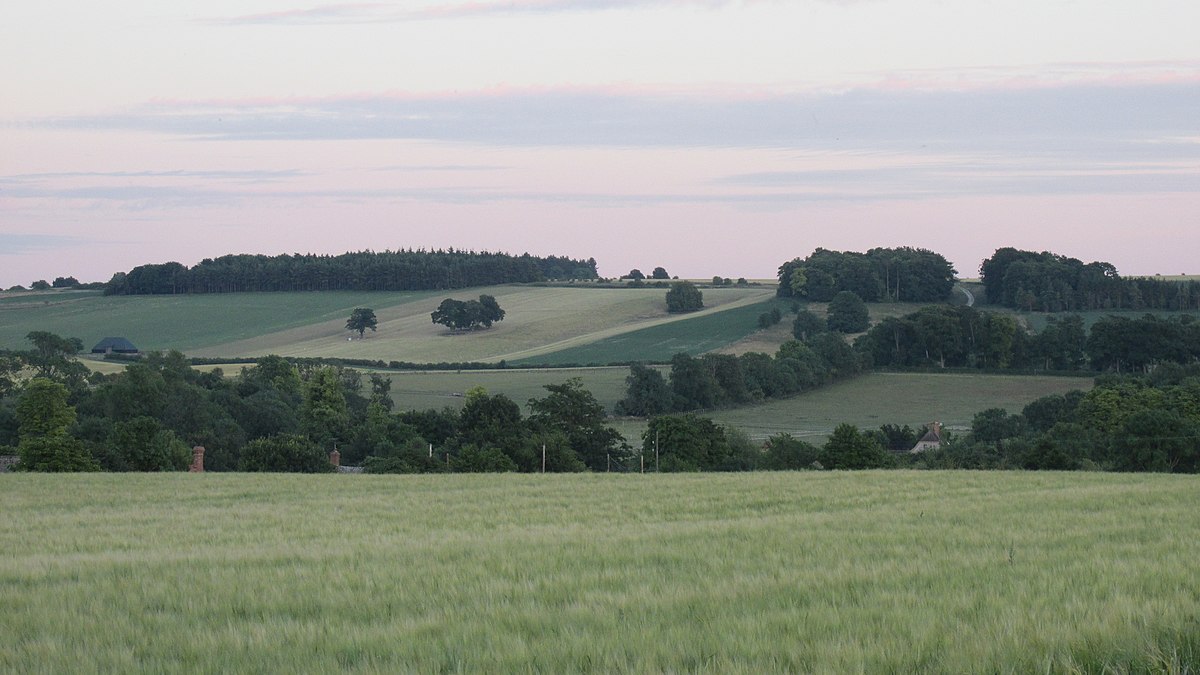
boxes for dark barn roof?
[92,337,138,353]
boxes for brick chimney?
[329,448,340,469]
[189,446,205,473]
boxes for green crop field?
[510,298,792,366]
[385,366,644,413]
[0,290,442,353]
[1,286,774,364]
[2,472,1196,673]
[706,372,1094,442]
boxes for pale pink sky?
[2,0,1198,286]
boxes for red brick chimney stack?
[189,446,205,473]
[329,448,340,468]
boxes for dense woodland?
[776,247,957,302]
[980,248,1200,312]
[856,305,1200,373]
[104,249,598,295]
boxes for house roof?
[92,337,138,352]
[916,426,942,444]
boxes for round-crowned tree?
[826,291,869,333]
[665,281,703,313]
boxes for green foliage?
[431,295,506,331]
[345,307,378,338]
[300,366,349,449]
[761,433,821,470]
[792,309,823,341]
[614,364,674,417]
[665,281,703,313]
[826,291,869,333]
[528,378,627,471]
[15,378,97,472]
[668,353,724,410]
[16,378,77,437]
[238,433,334,472]
[756,307,782,329]
[643,414,734,471]
[450,443,518,472]
[857,305,1040,370]
[102,416,190,472]
[623,269,645,280]
[16,434,97,472]
[650,266,670,280]
[778,247,956,302]
[821,423,892,469]
[980,247,1200,312]
[24,331,87,385]
[106,250,597,295]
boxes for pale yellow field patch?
[192,285,773,362]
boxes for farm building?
[91,337,139,355]
[910,422,943,453]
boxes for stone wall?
[0,456,19,473]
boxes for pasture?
[377,369,1092,444]
[0,285,774,364]
[509,298,791,366]
[1,472,1196,673]
[707,372,1093,442]
[0,289,441,353]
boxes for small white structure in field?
[910,422,943,453]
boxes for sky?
[2,0,1198,287]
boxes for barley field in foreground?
[1,472,1197,673]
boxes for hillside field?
[2,472,1196,673]
[376,369,1092,444]
[0,286,775,364]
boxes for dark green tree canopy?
[431,295,506,331]
[979,247,1200,312]
[346,307,378,338]
[665,281,703,313]
[826,291,869,333]
[778,247,956,302]
[528,378,627,471]
[106,250,598,295]
[651,267,670,280]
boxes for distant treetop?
[104,249,599,295]
[777,247,956,303]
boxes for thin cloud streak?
[41,83,1200,152]
[205,0,753,26]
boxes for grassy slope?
[707,372,1093,441]
[0,290,441,353]
[2,472,1196,673]
[510,297,791,366]
[0,286,773,363]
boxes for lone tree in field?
[346,307,378,338]
[431,294,506,331]
[665,280,703,313]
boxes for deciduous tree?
[346,307,378,338]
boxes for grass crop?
[1,472,1196,673]
[0,286,772,364]
[385,366,644,413]
[707,372,1094,442]
[509,297,790,366]
[0,290,440,352]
